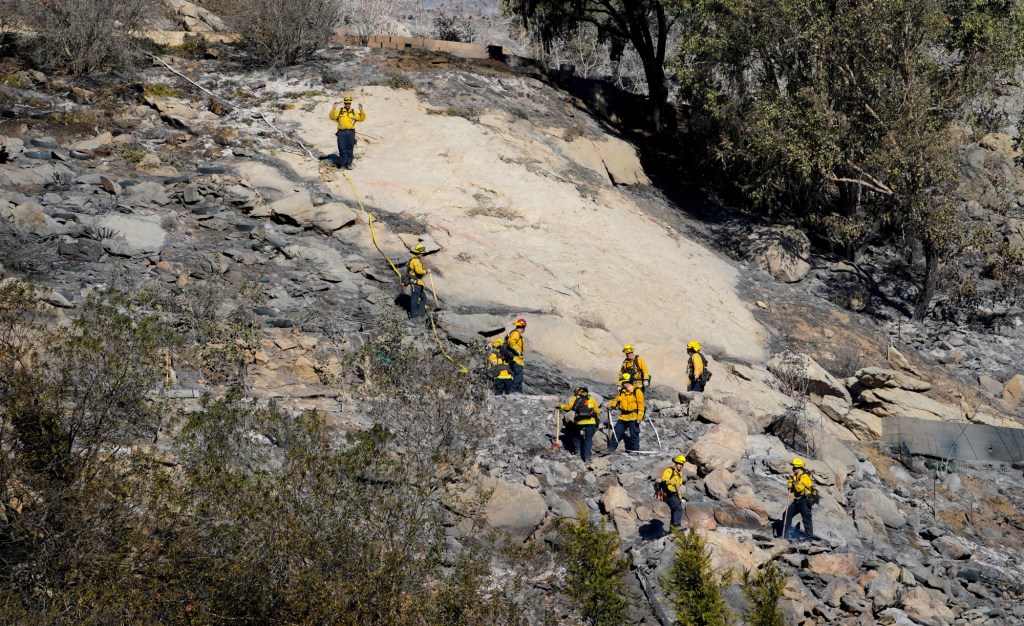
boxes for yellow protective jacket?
[788,471,814,499]
[407,257,427,286]
[620,355,650,386]
[507,329,524,365]
[661,466,684,494]
[609,387,644,422]
[556,394,600,426]
[489,352,513,380]
[329,105,366,130]
[687,352,705,384]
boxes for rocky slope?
[3,40,1024,626]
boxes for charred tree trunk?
[912,244,940,321]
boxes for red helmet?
[514,318,527,327]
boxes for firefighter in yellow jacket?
[489,339,514,395]
[506,318,526,393]
[328,95,366,169]
[660,454,687,529]
[554,386,600,464]
[686,341,709,392]
[620,344,650,390]
[407,244,429,318]
[784,458,815,540]
[607,373,644,452]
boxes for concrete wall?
[883,416,1024,463]
[331,33,492,60]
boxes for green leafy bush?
[662,526,733,626]
[742,562,789,626]
[554,511,631,626]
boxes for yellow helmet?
[411,243,426,254]
[673,454,687,464]
[791,458,805,468]
[623,344,635,354]
[491,339,503,348]
[343,95,353,103]
[686,341,701,352]
[619,373,632,384]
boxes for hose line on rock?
[341,172,468,375]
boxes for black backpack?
[499,334,517,364]
[697,352,712,385]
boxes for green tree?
[502,0,684,129]
[742,562,789,626]
[662,526,732,626]
[677,0,1024,319]
[554,511,632,626]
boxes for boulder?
[1003,374,1024,408]
[855,367,932,392]
[564,136,651,186]
[483,479,547,542]
[768,352,852,404]
[841,408,883,441]
[274,196,358,233]
[609,507,637,540]
[281,242,344,268]
[931,536,971,560]
[143,94,217,133]
[123,181,172,206]
[806,552,861,578]
[713,503,762,529]
[697,400,749,433]
[4,199,66,237]
[900,587,955,625]
[746,226,811,283]
[703,468,735,500]
[684,502,717,530]
[818,395,850,423]
[978,374,1004,397]
[728,485,769,523]
[815,437,859,486]
[865,562,904,608]
[601,485,632,512]
[850,487,905,529]
[858,388,960,421]
[93,214,166,255]
[688,423,748,472]
[71,132,112,152]
[810,492,862,549]
[704,530,771,572]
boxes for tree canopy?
[503,0,685,128]
[676,0,1024,318]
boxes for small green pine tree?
[662,526,733,626]
[555,511,631,626]
[742,562,789,626]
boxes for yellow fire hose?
[341,171,468,374]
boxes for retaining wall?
[883,415,1024,463]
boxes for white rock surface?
[278,87,768,392]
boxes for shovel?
[554,410,562,449]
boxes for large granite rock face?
[279,87,769,392]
